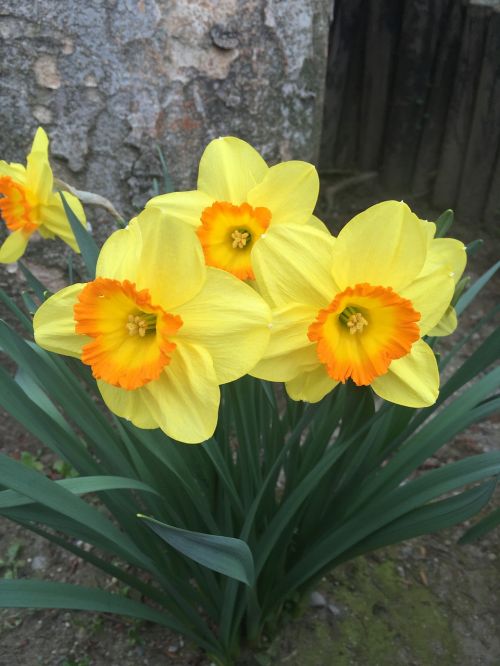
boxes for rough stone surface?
[0,0,332,276]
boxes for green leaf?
[14,367,75,438]
[0,475,159,509]
[0,452,154,571]
[140,515,255,586]
[278,453,500,600]
[435,209,454,237]
[0,579,185,632]
[0,289,32,332]
[465,239,484,256]
[18,260,49,300]
[156,145,175,194]
[347,479,496,556]
[455,260,500,315]
[459,506,500,544]
[59,191,99,279]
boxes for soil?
[1,175,499,666]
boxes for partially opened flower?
[145,137,325,281]
[0,127,86,263]
[34,207,271,443]
[250,201,466,408]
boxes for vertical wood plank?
[432,1,491,211]
[484,148,500,227]
[381,0,449,192]
[455,6,500,222]
[319,0,365,169]
[358,0,404,170]
[332,0,368,170]
[412,0,464,195]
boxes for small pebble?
[309,591,327,607]
[31,555,48,571]
[328,603,343,617]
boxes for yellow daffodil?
[33,207,271,444]
[146,137,325,281]
[250,201,466,408]
[0,127,85,263]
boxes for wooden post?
[358,0,404,171]
[381,0,450,192]
[432,1,491,212]
[455,6,500,223]
[412,0,464,195]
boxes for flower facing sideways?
[33,207,271,443]
[145,137,325,281]
[250,201,467,408]
[0,127,85,263]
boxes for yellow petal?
[423,238,467,285]
[400,266,454,336]
[0,161,26,182]
[198,137,268,204]
[307,215,331,234]
[146,190,214,227]
[285,365,338,403]
[331,201,429,291]
[96,217,142,282]
[371,339,439,407]
[40,192,86,251]
[137,207,206,308]
[428,306,458,337]
[247,161,319,226]
[33,284,88,358]
[250,302,319,381]
[0,230,29,263]
[174,267,271,384]
[26,127,53,203]
[145,340,220,444]
[97,381,157,429]
[252,223,337,308]
[38,226,55,239]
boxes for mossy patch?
[255,550,462,666]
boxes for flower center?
[308,283,421,386]
[339,307,369,334]
[74,278,182,390]
[0,176,38,234]
[197,201,271,280]
[231,228,251,249]
[126,313,157,337]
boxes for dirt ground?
[0,177,499,666]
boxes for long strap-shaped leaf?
[0,579,217,652]
[0,476,159,509]
[276,452,500,602]
[59,191,99,279]
[0,453,154,572]
[455,259,500,316]
[459,506,500,544]
[341,478,497,558]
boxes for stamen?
[339,307,368,334]
[231,229,250,249]
[126,313,157,337]
[346,312,368,335]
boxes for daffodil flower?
[33,207,272,443]
[0,127,85,263]
[250,201,466,408]
[146,137,325,281]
